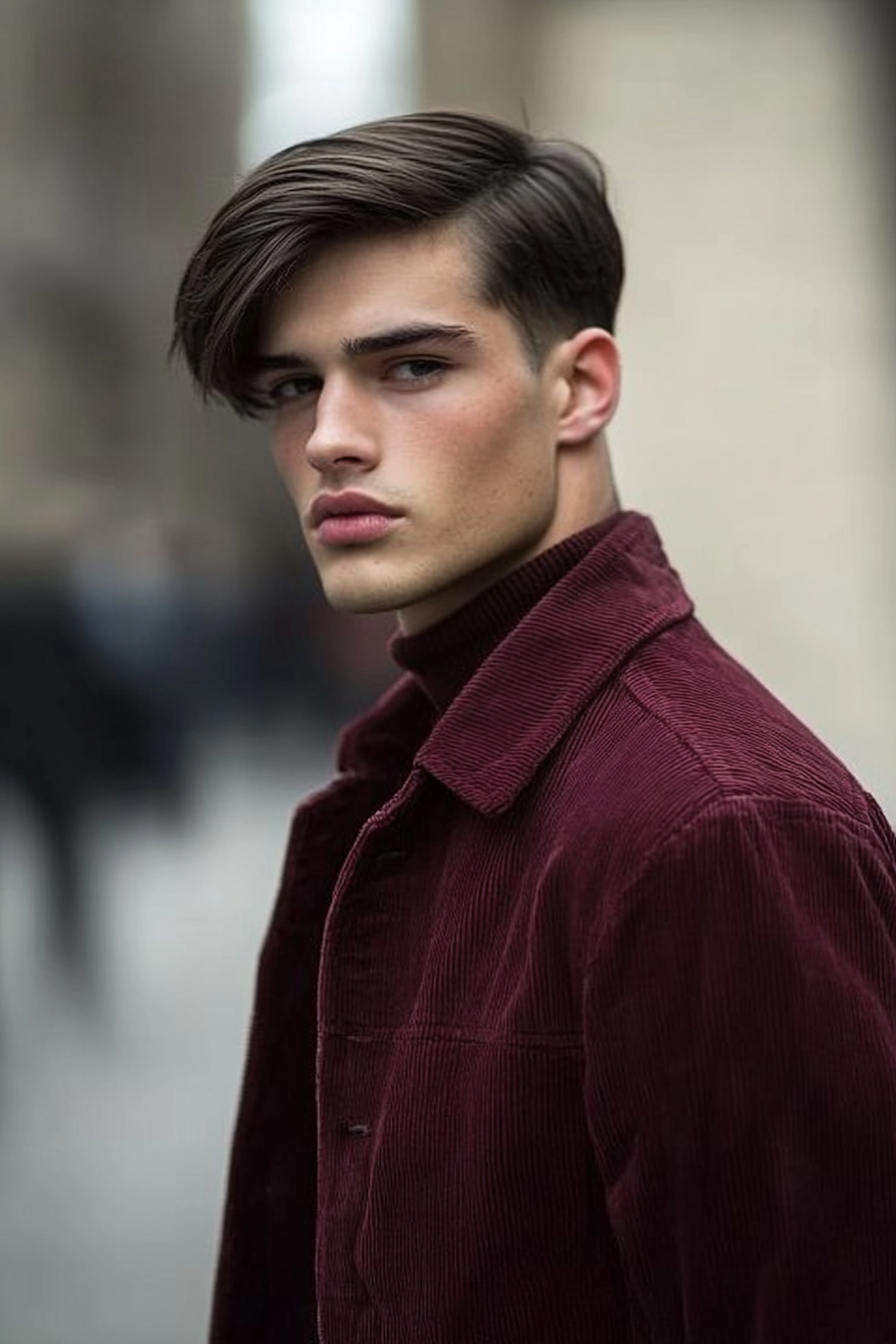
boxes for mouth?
[309,491,404,547]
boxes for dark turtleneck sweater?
[389,512,625,712]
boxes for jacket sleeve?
[583,796,896,1344]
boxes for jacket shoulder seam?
[610,786,883,915]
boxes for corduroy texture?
[208,513,896,1344]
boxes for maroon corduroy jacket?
[209,514,896,1344]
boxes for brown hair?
[171,110,625,417]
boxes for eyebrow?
[252,323,479,373]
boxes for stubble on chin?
[316,566,406,616]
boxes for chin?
[321,585,403,616]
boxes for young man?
[172,111,896,1344]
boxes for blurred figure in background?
[172,110,896,1344]
[0,487,194,1008]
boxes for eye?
[386,357,448,385]
[262,374,321,407]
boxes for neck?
[553,433,618,538]
[390,512,626,711]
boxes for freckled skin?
[259,226,619,634]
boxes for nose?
[304,377,378,475]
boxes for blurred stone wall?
[0,0,297,587]
[417,0,896,815]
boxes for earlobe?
[556,328,621,446]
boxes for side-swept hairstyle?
[171,110,625,417]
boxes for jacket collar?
[338,513,693,814]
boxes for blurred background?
[0,0,894,1339]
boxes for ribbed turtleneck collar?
[389,512,625,712]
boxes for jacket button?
[370,849,406,872]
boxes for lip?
[309,491,403,529]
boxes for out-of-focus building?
[0,0,259,579]
[418,0,896,817]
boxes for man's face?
[255,226,576,634]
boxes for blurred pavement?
[0,725,334,1344]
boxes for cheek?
[428,397,526,475]
[442,399,551,495]
[269,401,315,470]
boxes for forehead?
[259,224,488,353]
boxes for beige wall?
[419,0,896,815]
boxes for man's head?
[172,111,626,632]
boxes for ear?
[554,327,621,446]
